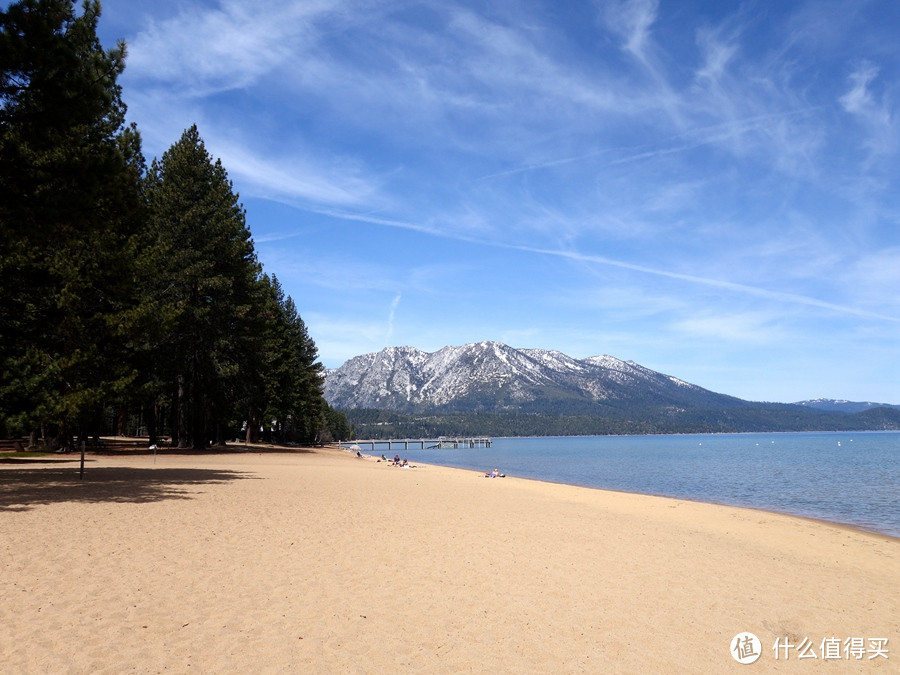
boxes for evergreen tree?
[142,125,261,448]
[281,294,326,442]
[0,0,143,447]
[0,3,334,448]
[248,274,325,444]
[249,274,291,443]
[324,405,350,442]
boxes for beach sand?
[1,446,896,673]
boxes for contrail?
[386,292,402,342]
[478,104,830,180]
[511,243,899,323]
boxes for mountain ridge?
[323,342,900,436]
[324,341,744,413]
[794,398,900,413]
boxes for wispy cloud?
[671,311,789,345]
[694,25,739,84]
[840,62,879,115]
[509,243,900,323]
[209,136,384,208]
[478,104,826,183]
[436,6,653,128]
[597,0,659,64]
[254,251,400,295]
[125,0,341,94]
[251,231,305,245]
[385,292,402,343]
[839,61,897,157]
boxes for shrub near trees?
[0,0,347,448]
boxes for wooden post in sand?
[79,440,85,480]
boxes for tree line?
[344,405,900,439]
[0,0,348,449]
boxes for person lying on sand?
[484,468,505,478]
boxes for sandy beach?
[1,446,896,673]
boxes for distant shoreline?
[355,431,900,539]
[357,446,900,542]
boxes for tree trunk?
[191,406,206,450]
[118,402,128,436]
[55,421,71,452]
[147,400,159,447]
[176,375,187,448]
[246,405,257,444]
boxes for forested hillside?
[0,0,347,449]
[342,405,900,439]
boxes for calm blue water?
[386,432,899,538]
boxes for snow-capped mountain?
[795,399,900,413]
[323,341,744,414]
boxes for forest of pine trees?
[0,0,348,449]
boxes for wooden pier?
[342,437,492,452]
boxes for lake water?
[388,432,899,538]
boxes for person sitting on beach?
[381,454,388,462]
[484,468,504,478]
[401,459,409,468]
[392,454,401,466]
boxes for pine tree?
[249,274,291,443]
[142,125,261,448]
[287,298,326,442]
[0,0,143,446]
[245,274,326,444]
[1,3,334,448]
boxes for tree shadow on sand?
[0,462,258,512]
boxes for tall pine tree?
[0,0,144,446]
[1,3,334,448]
[142,125,261,448]
[250,274,325,444]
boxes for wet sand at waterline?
[1,446,896,672]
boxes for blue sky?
[92,0,899,403]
